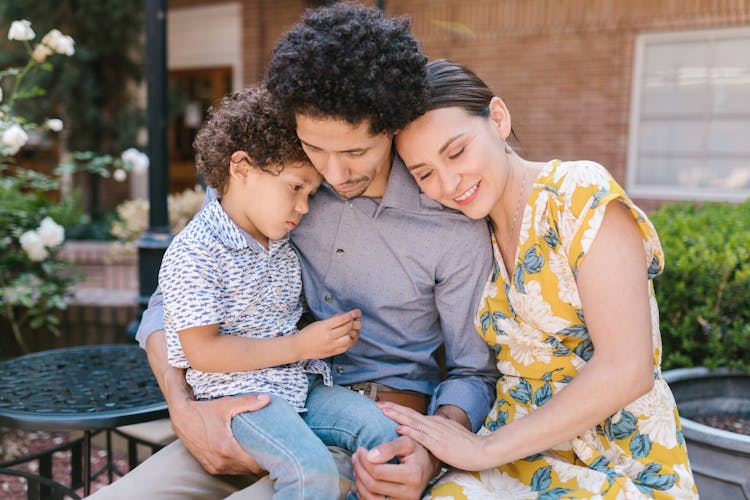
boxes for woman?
[381,60,697,498]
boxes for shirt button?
[336,366,344,374]
[336,249,344,255]
[324,294,332,303]
[275,289,283,297]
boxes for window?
[627,27,750,201]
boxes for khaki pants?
[88,439,353,499]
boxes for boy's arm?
[178,311,360,373]
[144,327,269,475]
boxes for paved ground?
[0,426,130,498]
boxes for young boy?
[158,85,400,498]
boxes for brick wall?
[389,0,750,201]
[167,0,750,207]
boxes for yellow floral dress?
[427,160,697,499]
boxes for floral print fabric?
[427,160,697,499]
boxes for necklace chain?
[509,159,527,238]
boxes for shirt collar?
[378,154,421,213]
[201,198,288,252]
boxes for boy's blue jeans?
[230,374,399,500]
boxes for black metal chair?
[0,466,81,500]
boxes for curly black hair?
[265,1,428,135]
[193,84,309,194]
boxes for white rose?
[32,43,53,63]
[113,168,127,182]
[19,231,48,261]
[8,20,35,41]
[42,29,75,56]
[121,148,149,174]
[38,217,65,247]
[45,118,64,132]
[2,124,29,155]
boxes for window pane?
[630,29,750,199]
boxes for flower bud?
[113,168,128,182]
[45,118,64,132]
[19,231,48,261]
[32,43,53,63]
[42,29,75,56]
[2,124,29,155]
[8,20,35,41]
[121,148,150,174]
[38,217,65,247]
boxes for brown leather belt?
[345,382,429,415]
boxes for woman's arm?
[178,310,361,373]
[382,202,656,470]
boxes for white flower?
[32,43,53,63]
[8,20,35,41]
[37,217,65,247]
[113,168,127,182]
[2,124,29,154]
[548,249,580,308]
[553,160,611,195]
[41,29,75,56]
[551,459,608,493]
[121,148,149,173]
[45,118,64,132]
[19,231,48,261]
[626,379,680,449]
[507,280,570,332]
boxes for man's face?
[295,114,394,199]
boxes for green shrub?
[650,200,750,371]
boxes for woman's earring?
[504,143,513,155]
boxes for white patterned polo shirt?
[160,199,331,411]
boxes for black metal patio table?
[0,344,169,497]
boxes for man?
[93,3,496,499]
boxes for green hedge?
[650,200,750,371]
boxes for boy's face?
[227,159,322,246]
[295,114,394,199]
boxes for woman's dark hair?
[425,59,520,144]
[424,59,494,116]
[265,1,427,135]
[193,84,309,194]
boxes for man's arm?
[429,218,497,431]
[352,219,496,499]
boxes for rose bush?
[1,19,147,352]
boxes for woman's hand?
[378,402,490,471]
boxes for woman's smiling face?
[396,99,513,220]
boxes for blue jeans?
[230,375,399,500]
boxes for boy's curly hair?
[193,84,308,194]
[265,2,428,135]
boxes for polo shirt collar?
[202,199,288,252]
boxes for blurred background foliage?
[651,200,750,372]
[0,0,145,155]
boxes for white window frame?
[626,26,750,202]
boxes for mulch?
[0,426,131,499]
[690,415,750,435]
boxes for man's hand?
[145,329,271,475]
[169,389,271,475]
[351,436,440,500]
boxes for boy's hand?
[295,309,361,359]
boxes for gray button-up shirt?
[137,155,497,431]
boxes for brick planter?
[1,242,139,357]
